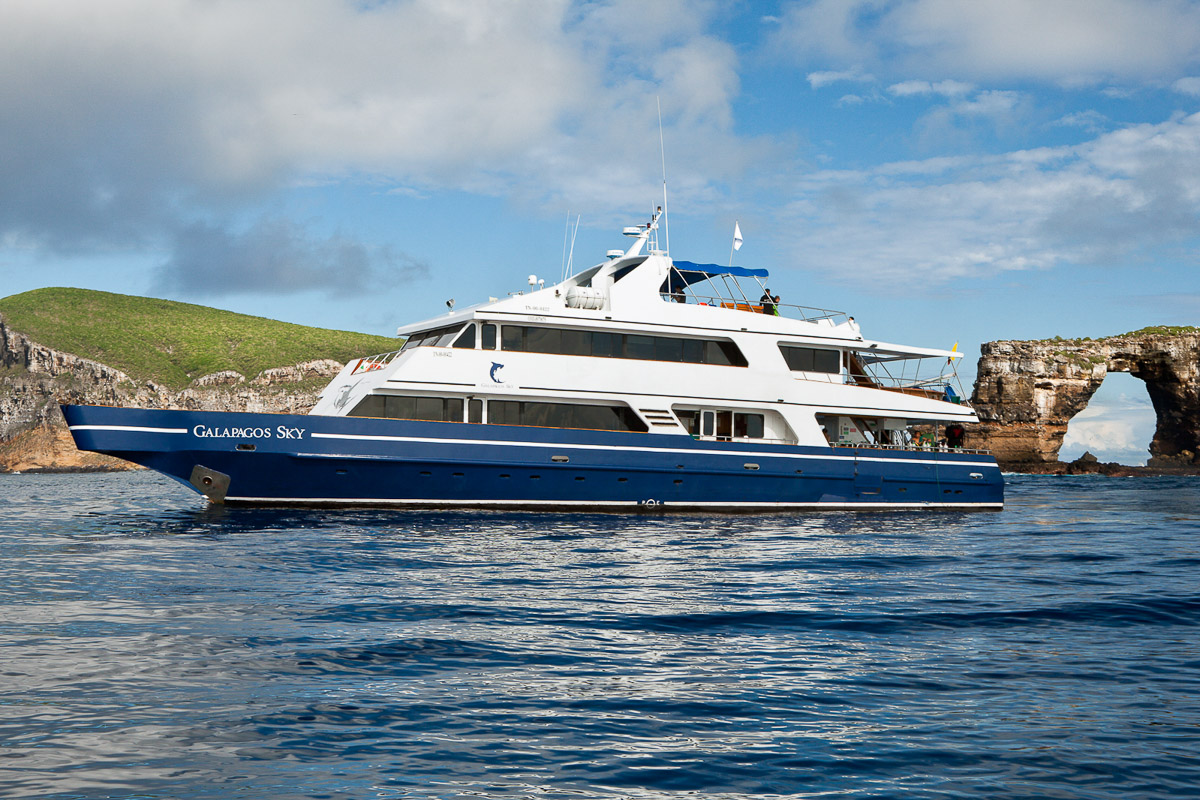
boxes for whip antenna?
[658,96,669,254]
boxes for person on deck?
[945,423,965,449]
[760,289,775,315]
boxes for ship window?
[482,323,497,350]
[349,395,385,417]
[654,336,684,362]
[560,329,591,356]
[625,334,655,360]
[488,400,648,433]
[591,331,619,357]
[525,326,560,354]
[468,398,483,424]
[348,395,463,423]
[779,344,841,373]
[401,324,466,351]
[414,396,444,421]
[496,325,747,367]
[706,341,747,367]
[716,411,733,439]
[734,413,764,439]
[453,324,475,349]
[680,408,766,439]
[501,325,524,351]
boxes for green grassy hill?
[0,288,402,390]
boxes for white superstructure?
[311,209,977,452]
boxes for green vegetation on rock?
[1114,325,1200,338]
[1031,326,1198,344]
[0,287,402,389]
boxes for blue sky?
[4,0,1199,461]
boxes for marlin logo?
[489,362,504,383]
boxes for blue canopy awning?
[665,260,770,292]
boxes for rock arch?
[969,330,1200,470]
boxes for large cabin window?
[779,344,841,373]
[401,323,467,352]
[487,400,648,433]
[680,409,765,440]
[348,395,464,423]
[498,325,748,367]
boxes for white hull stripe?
[68,424,189,434]
[310,431,998,469]
[67,423,998,470]
[223,496,1003,510]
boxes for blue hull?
[61,405,1003,510]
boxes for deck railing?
[662,293,849,325]
[350,349,403,375]
[832,442,992,455]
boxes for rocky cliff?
[0,316,343,472]
[970,329,1200,471]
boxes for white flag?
[733,221,743,251]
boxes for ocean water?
[1,472,1198,800]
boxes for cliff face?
[0,317,343,472]
[970,332,1200,471]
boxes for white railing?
[832,442,992,455]
[349,349,403,375]
[662,293,848,324]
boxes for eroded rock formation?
[0,316,343,472]
[970,330,1200,471]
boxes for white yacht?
[64,209,1002,509]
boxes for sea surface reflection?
[1,471,1198,799]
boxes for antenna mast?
[657,96,669,255]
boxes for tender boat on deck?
[63,209,1003,509]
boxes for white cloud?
[887,79,974,97]
[1053,110,1110,133]
[807,68,874,89]
[0,0,757,292]
[775,0,1200,84]
[775,112,1200,284]
[1174,76,1200,96]
[1061,376,1157,464]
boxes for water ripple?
[1,471,1199,799]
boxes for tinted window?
[453,324,475,349]
[348,395,463,423]
[481,323,497,350]
[560,329,590,356]
[734,413,764,439]
[486,400,647,433]
[401,324,465,351]
[495,325,747,368]
[780,344,840,373]
[654,336,684,362]
[591,331,619,357]
[625,334,655,360]
[525,327,560,354]
[501,326,524,351]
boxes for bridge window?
[401,323,467,351]
[452,324,475,349]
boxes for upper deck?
[315,210,977,452]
